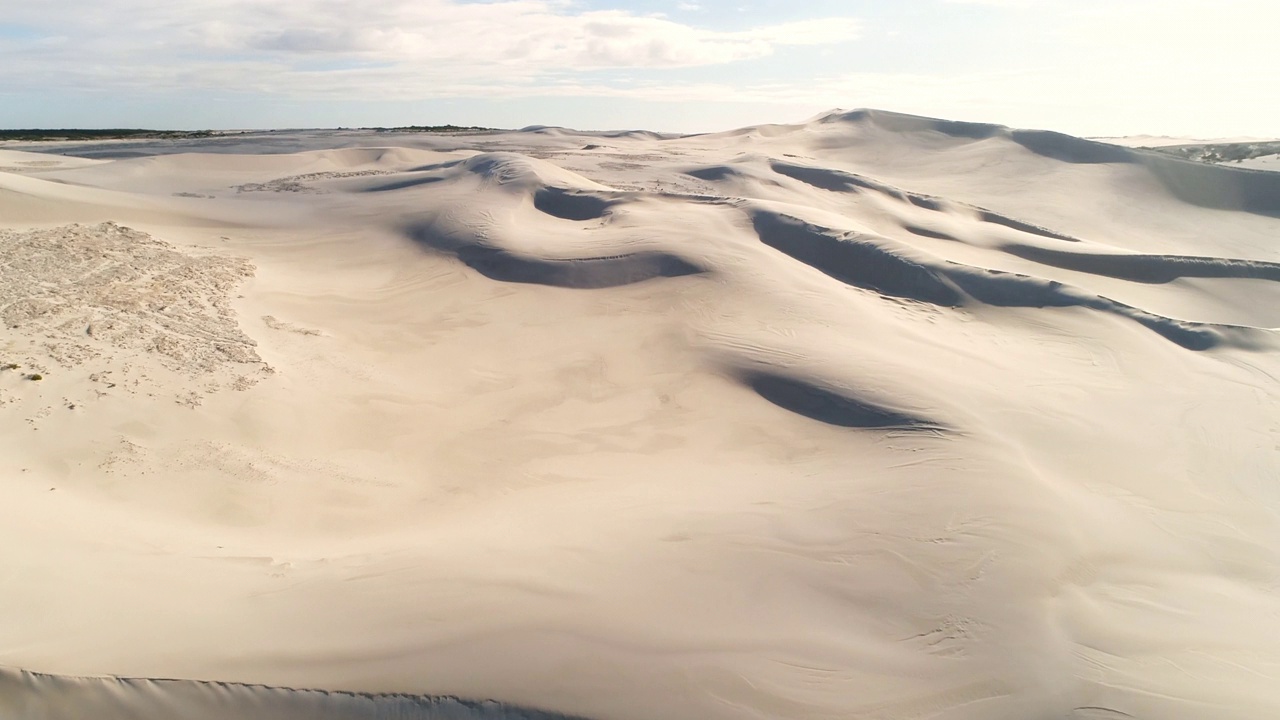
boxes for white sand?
[1090,134,1279,148]
[1239,154,1280,171]
[2,110,1279,720]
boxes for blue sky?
[0,0,1275,136]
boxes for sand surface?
[1239,154,1280,171]
[2,110,1279,720]
[1091,134,1279,148]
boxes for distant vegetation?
[1,125,496,142]
[1147,140,1280,165]
[0,129,221,142]
[368,125,495,133]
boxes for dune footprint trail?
[1,111,1279,720]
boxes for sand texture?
[1,110,1278,720]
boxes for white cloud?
[0,0,861,96]
[6,0,1273,136]
[940,0,1036,6]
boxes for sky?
[0,0,1275,137]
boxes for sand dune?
[2,110,1279,720]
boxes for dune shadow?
[943,267,1075,308]
[737,369,941,430]
[770,161,885,194]
[901,224,959,241]
[1140,155,1280,218]
[751,210,1236,351]
[906,195,946,211]
[359,176,445,192]
[827,111,1280,217]
[1009,130,1135,165]
[976,211,1080,242]
[533,188,615,221]
[1004,245,1280,284]
[771,159,1085,245]
[454,247,702,289]
[406,160,465,172]
[833,110,1003,141]
[943,266,1222,350]
[1009,131,1280,219]
[684,166,741,181]
[405,225,703,289]
[0,668,588,720]
[751,212,963,306]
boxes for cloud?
[940,0,1035,6]
[0,0,861,96]
[8,0,1269,136]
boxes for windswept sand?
[2,111,1279,720]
